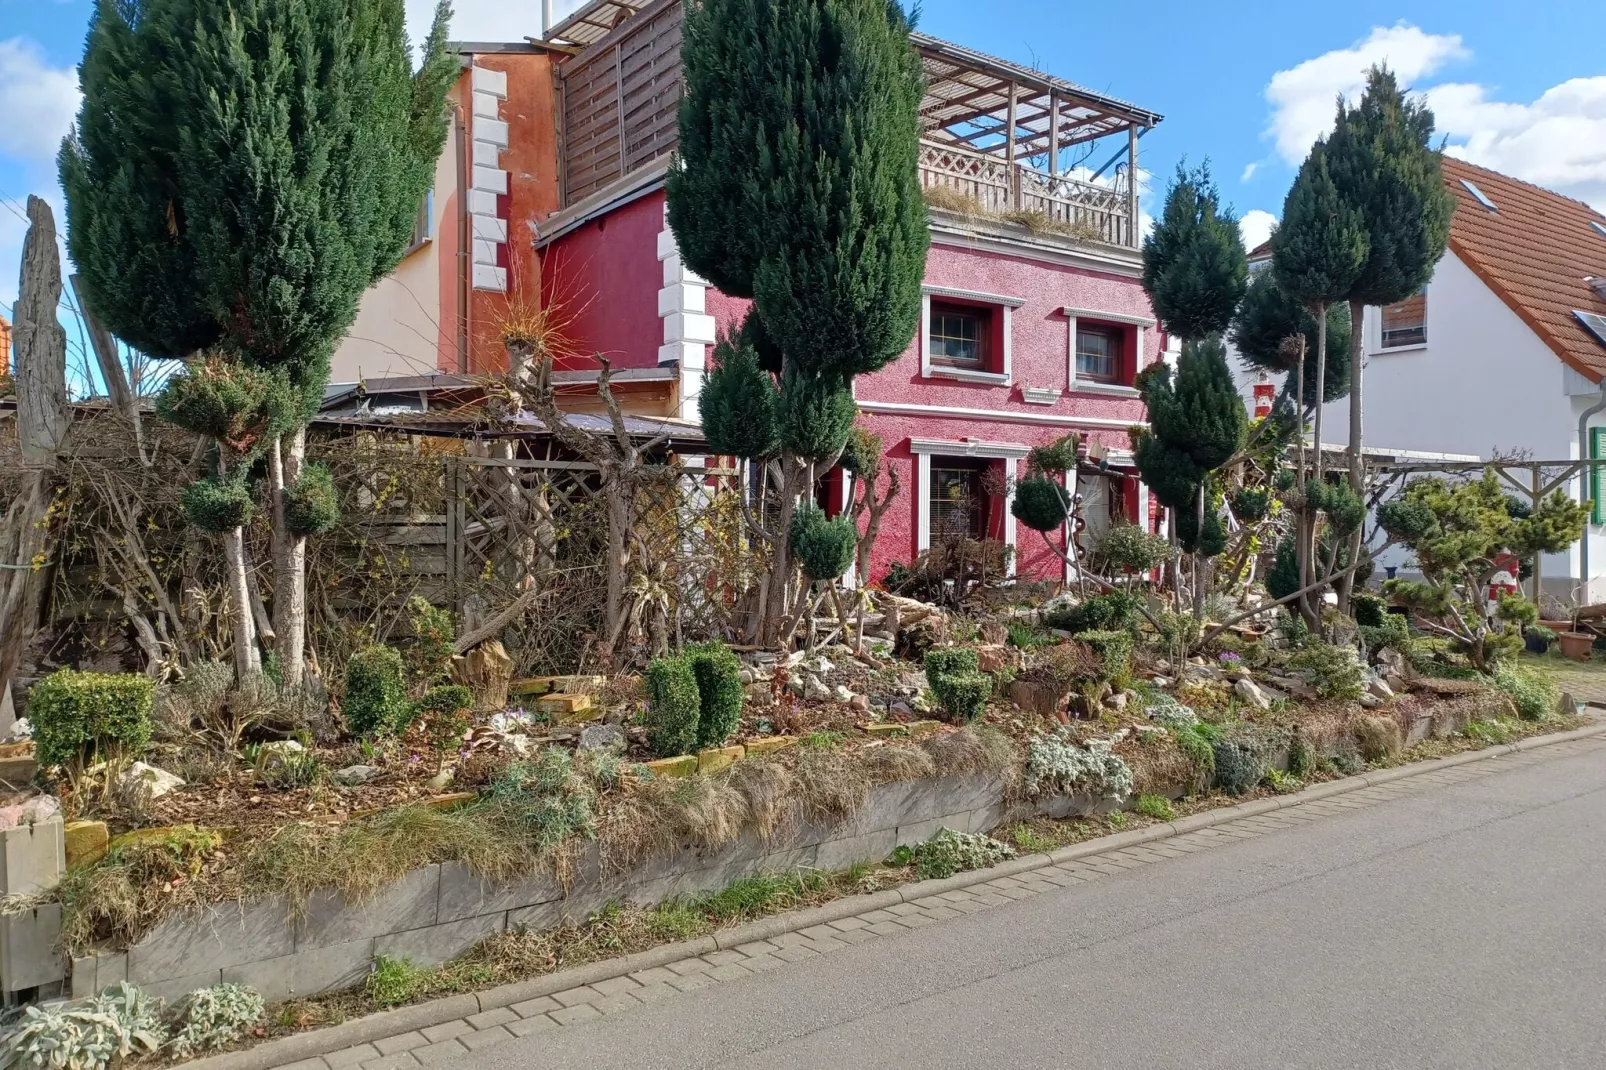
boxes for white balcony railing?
[918,140,1136,248]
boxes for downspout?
[541,0,554,38]
[455,101,470,375]
[1579,378,1606,604]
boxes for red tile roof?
[1439,157,1606,382]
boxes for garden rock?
[804,675,831,702]
[5,717,30,742]
[0,794,60,830]
[1379,647,1408,677]
[333,764,379,787]
[1368,677,1396,701]
[738,669,755,685]
[259,740,304,757]
[1358,693,1382,708]
[814,657,836,676]
[578,723,625,753]
[118,761,185,800]
[888,699,916,717]
[848,694,870,714]
[1233,678,1271,710]
[426,768,454,791]
[975,644,1011,673]
[833,685,853,703]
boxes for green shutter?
[1593,427,1606,525]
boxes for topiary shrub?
[924,647,980,681]
[180,475,255,533]
[342,645,408,738]
[27,670,155,772]
[1211,738,1263,795]
[644,655,700,758]
[283,462,339,537]
[930,671,991,723]
[789,504,858,581]
[1043,591,1141,635]
[1078,630,1134,687]
[1011,477,1069,533]
[1090,523,1171,574]
[414,684,473,716]
[686,640,745,748]
[1231,486,1270,522]
[1352,592,1388,628]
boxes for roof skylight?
[1592,220,1606,239]
[1578,311,1606,351]
[1461,179,1498,212]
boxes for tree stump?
[451,640,514,710]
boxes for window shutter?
[1592,427,1606,525]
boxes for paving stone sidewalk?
[262,735,1606,1070]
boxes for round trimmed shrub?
[284,462,339,536]
[930,671,990,724]
[1231,487,1271,522]
[182,475,255,533]
[1044,591,1141,635]
[342,645,408,738]
[27,669,155,770]
[645,655,700,758]
[923,647,980,682]
[1011,477,1069,533]
[686,640,745,748]
[790,505,857,581]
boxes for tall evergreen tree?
[1324,66,1454,492]
[667,0,927,638]
[1231,269,1352,413]
[1142,162,1248,342]
[62,0,457,685]
[1270,142,1368,478]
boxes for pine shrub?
[283,462,339,537]
[1011,477,1070,533]
[686,640,745,748]
[790,504,857,581]
[1078,630,1135,687]
[180,475,255,533]
[1043,591,1141,635]
[645,655,701,758]
[27,670,155,771]
[1288,643,1366,701]
[342,646,409,738]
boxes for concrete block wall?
[1,815,67,1000]
[95,770,1085,1004]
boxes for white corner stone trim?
[658,204,715,420]
[470,65,510,293]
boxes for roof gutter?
[1580,380,1606,603]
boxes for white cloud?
[1431,77,1606,210]
[405,0,591,48]
[1240,162,1260,182]
[1239,209,1276,252]
[0,38,79,162]
[1264,23,1467,165]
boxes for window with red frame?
[1075,324,1123,383]
[929,302,995,372]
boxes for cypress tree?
[701,328,780,460]
[1324,66,1454,490]
[1270,142,1368,478]
[667,0,927,636]
[1230,269,1352,412]
[1142,163,1248,342]
[62,0,457,685]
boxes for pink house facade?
[528,0,1167,584]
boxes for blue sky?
[4,0,1605,341]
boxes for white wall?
[329,136,459,385]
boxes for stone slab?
[63,820,109,870]
[224,938,375,1001]
[436,862,563,924]
[375,913,507,969]
[297,867,440,951]
[128,898,294,982]
[0,904,64,991]
[1,816,64,896]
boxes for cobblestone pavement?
[266,735,1606,1070]
[1544,661,1606,705]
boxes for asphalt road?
[470,741,1606,1070]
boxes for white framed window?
[1379,289,1427,350]
[920,286,1023,386]
[911,437,1030,576]
[405,188,434,255]
[1062,306,1153,395]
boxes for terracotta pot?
[1557,631,1594,661]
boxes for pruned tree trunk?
[216,446,261,681]
[268,428,308,687]
[1338,296,1367,617]
[0,197,70,708]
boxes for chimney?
[541,0,554,38]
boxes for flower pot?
[1557,632,1594,661]
[1525,632,1552,655]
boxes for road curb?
[182,718,1606,1070]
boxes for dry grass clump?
[726,759,802,842]
[1353,715,1403,762]
[858,742,937,784]
[923,725,1018,777]
[789,744,873,825]
[922,185,985,216]
[1124,736,1196,795]
[59,827,233,951]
